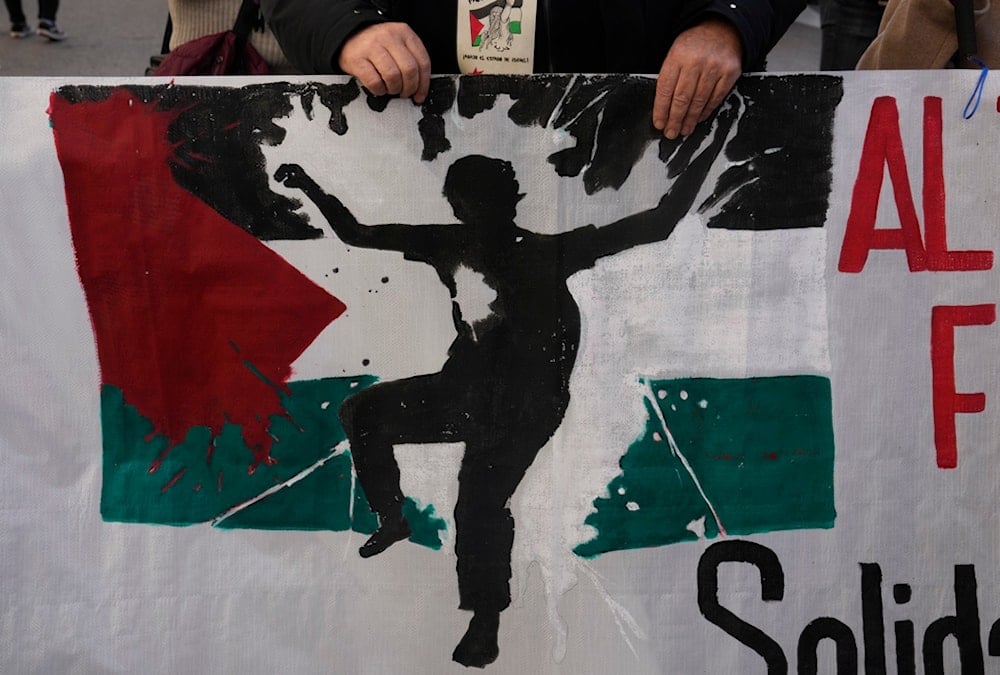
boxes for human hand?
[338,22,432,103]
[652,18,742,140]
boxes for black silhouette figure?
[274,101,734,669]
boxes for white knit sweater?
[167,0,298,73]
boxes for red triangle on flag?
[51,89,346,473]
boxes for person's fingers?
[338,23,432,101]
[369,46,405,95]
[654,19,742,139]
[663,67,699,140]
[351,57,388,97]
[680,70,719,138]
[403,33,432,103]
[383,40,427,100]
[652,61,679,132]
[698,74,737,124]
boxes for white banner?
[1,72,998,673]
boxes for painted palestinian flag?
[49,87,446,547]
[49,76,840,556]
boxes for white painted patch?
[625,501,639,512]
[686,515,707,539]
[394,442,465,552]
[452,264,497,338]
[575,559,647,659]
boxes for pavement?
[0,1,167,76]
[0,4,822,77]
[769,5,823,72]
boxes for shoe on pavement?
[9,22,31,38]
[37,21,66,41]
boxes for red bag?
[153,0,270,76]
[153,30,270,76]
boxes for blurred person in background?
[5,0,65,40]
[166,0,297,73]
[819,0,885,69]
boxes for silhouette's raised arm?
[578,97,739,263]
[274,163,443,253]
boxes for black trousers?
[341,369,566,612]
[4,0,59,23]
[819,0,885,70]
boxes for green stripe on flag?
[99,377,445,549]
[575,375,836,557]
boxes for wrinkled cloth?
[858,0,1000,69]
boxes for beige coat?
[857,0,1000,68]
[168,0,298,73]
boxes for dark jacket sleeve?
[697,0,806,70]
[259,0,388,75]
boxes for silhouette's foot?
[358,516,411,558]
[452,611,500,668]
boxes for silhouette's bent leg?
[339,374,462,558]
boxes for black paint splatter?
[54,73,843,239]
[55,81,361,241]
[698,75,844,230]
[417,78,457,161]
